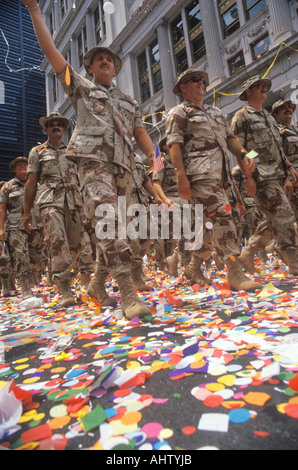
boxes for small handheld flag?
[153,144,164,175]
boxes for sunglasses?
[47,122,64,128]
[186,76,206,85]
[251,83,269,91]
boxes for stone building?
[38,0,298,149]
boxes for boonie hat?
[173,69,209,96]
[10,156,28,171]
[39,111,69,130]
[83,46,122,76]
[239,75,271,101]
[271,99,296,115]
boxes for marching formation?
[0,0,297,321]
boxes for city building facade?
[39,0,298,153]
[0,0,47,181]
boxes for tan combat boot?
[87,270,117,307]
[280,248,298,275]
[165,249,179,277]
[184,255,212,286]
[78,272,92,288]
[115,272,151,320]
[131,263,152,291]
[226,257,261,292]
[55,278,76,308]
[19,277,34,300]
[238,244,259,275]
[1,277,11,297]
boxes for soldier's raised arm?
[20,1,67,74]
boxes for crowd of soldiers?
[0,0,297,321]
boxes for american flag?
[153,143,164,175]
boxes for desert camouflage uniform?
[231,106,298,253]
[153,153,191,263]
[166,100,240,262]
[232,165,263,240]
[27,140,92,282]
[0,177,44,282]
[277,123,298,222]
[57,64,145,276]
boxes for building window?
[49,9,55,36]
[138,51,150,103]
[149,40,163,93]
[52,75,58,102]
[94,2,106,44]
[171,15,189,74]
[186,0,206,63]
[218,1,240,38]
[251,34,270,59]
[228,50,245,74]
[78,25,87,68]
[60,0,68,19]
[244,0,267,20]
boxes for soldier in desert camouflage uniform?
[165,69,260,291]
[0,181,15,297]
[130,154,162,291]
[272,99,298,222]
[24,112,92,307]
[231,76,298,276]
[153,136,191,277]
[0,158,45,300]
[21,0,155,319]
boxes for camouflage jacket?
[276,124,298,171]
[152,153,179,197]
[231,105,286,181]
[27,140,82,210]
[57,65,144,174]
[0,177,41,231]
[165,100,234,183]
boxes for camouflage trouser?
[254,179,298,252]
[190,179,241,261]
[75,229,95,274]
[78,159,134,276]
[41,205,84,281]
[7,229,44,281]
[242,205,263,242]
[288,185,298,223]
[0,240,13,280]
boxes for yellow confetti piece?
[22,376,41,384]
[159,428,174,439]
[217,374,236,387]
[206,383,225,392]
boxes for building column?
[156,20,177,110]
[267,0,294,45]
[199,0,225,87]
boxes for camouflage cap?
[173,69,209,96]
[10,156,28,171]
[83,46,122,76]
[271,99,296,115]
[39,111,69,130]
[239,75,271,101]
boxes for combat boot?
[19,277,34,300]
[87,270,117,307]
[1,277,11,297]
[280,248,298,275]
[184,255,212,287]
[226,257,261,292]
[238,244,259,275]
[131,263,152,291]
[114,272,151,320]
[78,272,92,288]
[165,250,179,277]
[55,278,76,308]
